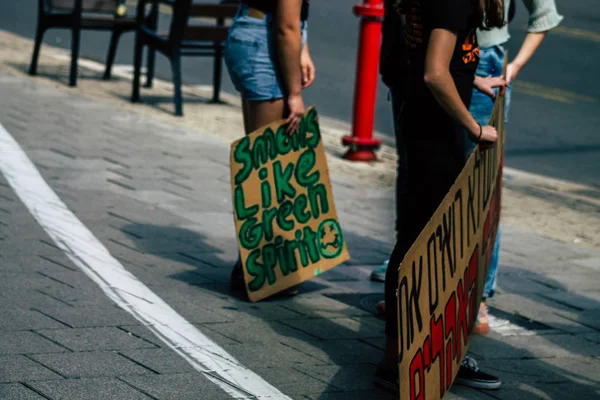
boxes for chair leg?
[69,27,81,87]
[132,35,143,103]
[29,23,46,76]
[145,47,156,88]
[104,29,123,80]
[170,53,183,116]
[212,45,223,103]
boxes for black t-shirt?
[401,0,480,109]
[379,0,406,89]
[244,0,310,21]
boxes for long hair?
[477,0,505,29]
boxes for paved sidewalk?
[0,46,599,399]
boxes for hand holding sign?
[230,107,349,302]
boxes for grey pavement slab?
[484,381,600,400]
[34,305,139,328]
[29,351,155,378]
[295,363,379,391]
[470,333,600,359]
[0,309,68,331]
[220,342,320,369]
[0,331,68,355]
[119,348,197,374]
[36,327,159,352]
[203,318,320,345]
[280,317,383,341]
[0,355,63,383]
[28,378,153,400]
[476,356,600,388]
[121,373,232,400]
[280,338,384,365]
[306,389,397,400]
[250,367,339,398]
[0,383,47,400]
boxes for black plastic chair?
[131,0,238,116]
[29,0,137,87]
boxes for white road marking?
[0,123,290,400]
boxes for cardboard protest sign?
[230,107,350,302]
[395,81,506,399]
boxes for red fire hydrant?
[342,0,384,162]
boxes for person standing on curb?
[374,0,505,394]
[224,0,315,295]
[369,0,409,286]
[468,0,563,335]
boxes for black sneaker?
[373,361,399,395]
[455,356,501,390]
[230,260,245,292]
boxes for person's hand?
[474,75,506,98]
[300,45,315,88]
[284,94,305,135]
[468,124,498,150]
[506,62,521,86]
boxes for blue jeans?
[224,3,307,101]
[466,46,511,299]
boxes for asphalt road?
[1,0,599,187]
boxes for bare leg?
[232,97,287,292]
[246,98,285,134]
[241,97,251,135]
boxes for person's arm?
[474,75,507,98]
[508,0,564,84]
[424,29,497,147]
[506,32,545,84]
[301,43,315,88]
[274,0,304,133]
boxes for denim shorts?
[224,4,307,101]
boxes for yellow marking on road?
[514,81,598,104]
[520,25,600,43]
[551,26,600,43]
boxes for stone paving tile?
[471,333,600,359]
[251,366,339,398]
[484,381,600,399]
[119,348,197,374]
[204,318,320,345]
[33,284,116,307]
[0,355,63,383]
[0,331,68,355]
[555,308,600,331]
[34,305,138,328]
[482,355,600,388]
[295,363,378,392]
[0,383,47,400]
[305,389,397,400]
[220,342,320,369]
[0,286,71,309]
[446,386,498,400]
[210,300,305,322]
[280,317,383,341]
[30,351,155,378]
[36,327,159,352]
[0,309,68,331]
[28,378,153,400]
[490,293,594,334]
[278,295,373,319]
[121,373,232,400]
[280,338,384,365]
